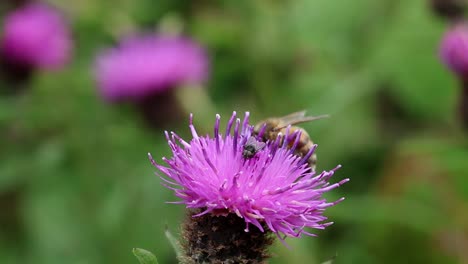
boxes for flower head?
[440,23,468,77]
[0,3,72,69]
[150,112,348,238]
[95,35,209,102]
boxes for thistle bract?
[150,112,348,238]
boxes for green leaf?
[132,248,158,264]
[321,255,337,264]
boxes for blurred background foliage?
[1,0,467,263]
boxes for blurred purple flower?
[0,3,72,70]
[149,112,348,239]
[440,24,468,77]
[95,35,209,102]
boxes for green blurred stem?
[460,78,468,131]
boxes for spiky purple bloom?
[150,112,348,239]
[0,3,72,69]
[440,24,468,77]
[95,35,209,102]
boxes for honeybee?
[253,111,328,171]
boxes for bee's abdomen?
[295,141,317,172]
[284,127,310,148]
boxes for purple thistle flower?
[95,35,209,102]
[439,23,468,77]
[0,3,72,70]
[149,112,348,239]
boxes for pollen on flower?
[149,112,348,239]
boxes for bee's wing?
[278,111,307,124]
[278,112,329,128]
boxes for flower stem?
[460,78,468,131]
